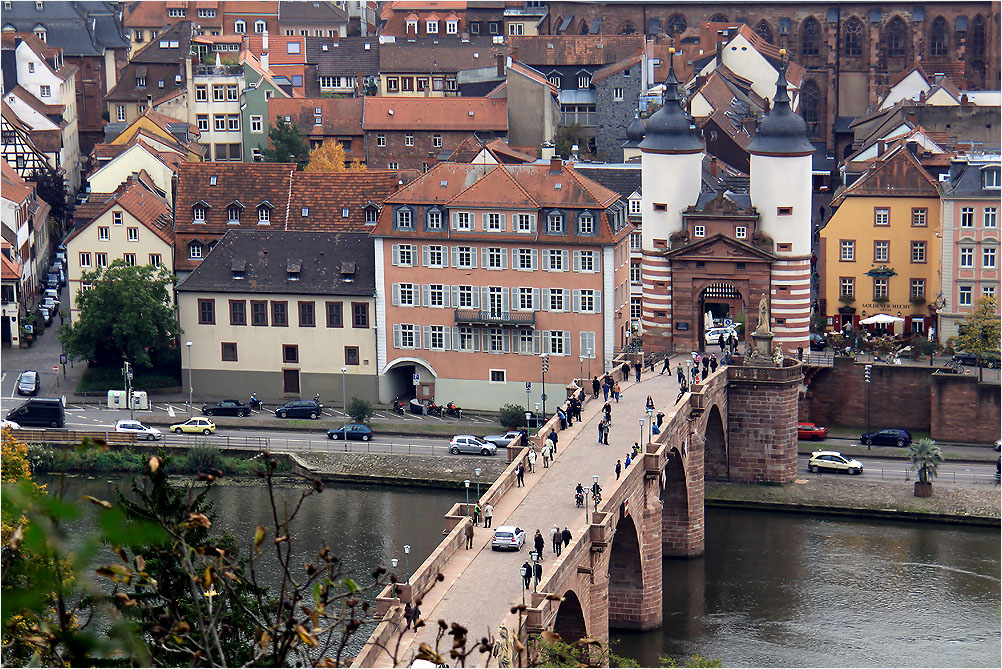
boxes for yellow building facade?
[821,147,941,335]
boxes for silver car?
[115,419,162,440]
[449,435,497,456]
[491,525,526,551]
[484,430,522,447]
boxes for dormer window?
[254,20,266,33]
[577,73,591,89]
[287,262,301,281]
[33,25,46,42]
[231,260,246,279]
[446,20,458,34]
[395,207,413,229]
[227,205,241,224]
[578,212,594,235]
[629,198,641,215]
[234,20,246,33]
[427,209,442,229]
[983,166,1001,189]
[426,20,438,34]
[406,19,418,34]
[189,242,203,259]
[342,207,350,218]
[547,212,564,234]
[258,205,272,224]
[364,206,379,224]
[193,205,206,222]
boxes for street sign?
[724,318,734,326]
[525,382,531,391]
[51,365,59,374]
[541,393,547,401]
[413,373,420,385]
[59,354,67,364]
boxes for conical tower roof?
[747,49,815,156]
[639,47,703,154]
[622,114,646,148]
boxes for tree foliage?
[26,168,66,227]
[60,260,178,367]
[499,403,528,429]
[262,117,310,168]
[908,437,943,486]
[553,123,592,160]
[304,140,367,172]
[347,397,374,423]
[953,296,1001,381]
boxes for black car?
[274,400,322,419]
[860,428,912,448]
[809,333,827,351]
[201,399,251,417]
[327,423,374,441]
[952,352,1000,368]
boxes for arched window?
[885,16,908,57]
[234,20,246,33]
[617,21,636,35]
[843,17,864,56]
[801,17,821,56]
[801,80,821,136]
[254,20,266,33]
[755,20,773,44]
[578,20,588,35]
[930,16,949,57]
[709,14,728,23]
[969,15,985,58]
[666,14,687,36]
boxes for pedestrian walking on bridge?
[516,463,525,487]
[534,530,545,559]
[484,503,494,528]
[552,526,562,556]
[465,521,474,549]
[527,448,536,473]
[634,361,642,382]
[521,561,532,589]
[561,527,571,547]
[533,561,542,589]
[677,363,684,385]
[615,460,622,480]
[592,377,601,398]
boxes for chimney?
[496,53,505,77]
[540,142,555,160]
[356,71,364,96]
[960,93,969,105]
[906,140,919,155]
[570,144,580,161]
[427,151,437,169]
[709,156,718,176]
[918,90,926,103]
[262,29,269,52]
[877,139,886,155]
[261,29,269,71]
[549,156,562,173]
[742,116,757,134]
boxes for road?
[795,454,998,486]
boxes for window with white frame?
[123,253,136,266]
[395,208,413,229]
[548,330,568,355]
[365,207,379,223]
[985,207,998,228]
[395,323,418,348]
[427,284,446,307]
[960,246,974,267]
[250,115,262,133]
[580,332,596,358]
[735,226,747,239]
[547,212,563,233]
[446,20,458,34]
[405,134,414,146]
[426,20,438,33]
[577,289,597,313]
[613,87,624,101]
[234,20,246,33]
[961,207,975,227]
[189,243,203,259]
[576,250,596,272]
[959,285,972,306]
[874,240,889,262]
[873,277,888,299]
[984,247,996,269]
[840,240,855,261]
[508,22,524,36]
[254,20,266,33]
[98,226,110,240]
[485,247,505,269]
[197,115,209,131]
[96,252,108,267]
[548,289,566,311]
[578,213,594,235]
[517,287,535,310]
[79,252,91,267]
[168,8,185,17]
[455,246,475,268]
[484,212,504,231]
[394,244,415,266]
[911,241,926,263]
[116,105,126,122]
[214,116,227,131]
[630,297,642,319]
[840,277,855,298]
[516,330,535,354]
[517,248,534,270]
[258,206,271,223]
[546,249,565,271]
[453,212,472,231]
[630,232,641,250]
[396,283,416,306]
[195,85,207,101]
[457,285,475,308]
[39,84,51,97]
[629,199,641,215]
[694,225,705,237]
[113,211,123,225]
[910,278,925,300]
[487,328,504,353]
[427,210,442,229]
[515,213,534,232]
[405,19,417,33]
[428,325,447,350]
[149,253,161,266]
[127,227,139,242]
[630,263,641,284]
[984,167,1001,189]
[548,74,560,87]
[983,286,996,298]
[874,208,889,226]
[577,74,590,89]
[911,208,927,226]
[457,326,476,351]
[376,134,386,146]
[193,205,206,223]
[388,162,398,169]
[433,134,443,148]
[424,245,445,267]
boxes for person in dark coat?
[718,332,726,352]
[633,361,641,381]
[661,356,670,375]
[522,561,532,589]
[592,377,601,398]
[464,521,474,549]
[548,429,558,450]
[516,463,525,487]
[561,527,572,547]
[403,602,413,629]
[533,561,542,589]
[533,530,545,558]
[709,355,718,373]
[623,363,631,380]
[615,460,622,480]
[702,356,710,378]
[519,427,529,448]
[552,527,562,556]
[410,602,421,628]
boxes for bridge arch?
[661,446,695,555]
[607,514,644,629]
[552,589,588,642]
[704,403,728,480]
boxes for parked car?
[16,370,39,395]
[327,423,374,441]
[38,305,53,325]
[115,419,162,440]
[201,399,251,417]
[169,417,215,435]
[704,326,735,346]
[797,422,828,441]
[808,450,864,475]
[490,525,526,551]
[274,400,322,419]
[952,352,1000,368]
[1,419,21,430]
[860,428,912,448]
[449,435,497,456]
[809,333,827,351]
[6,397,64,428]
[484,430,522,447]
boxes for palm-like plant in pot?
[909,438,943,497]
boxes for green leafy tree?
[60,260,178,366]
[499,403,528,429]
[553,123,591,160]
[347,396,375,423]
[953,296,1001,381]
[908,437,943,494]
[262,117,310,168]
[27,168,67,231]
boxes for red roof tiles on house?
[288,171,403,232]
[362,97,506,131]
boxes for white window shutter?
[573,250,581,271]
[580,331,587,356]
[563,331,571,355]
[500,213,507,231]
[542,330,551,354]
[594,290,602,312]
[471,288,480,309]
[561,250,570,269]
[501,288,510,312]
[501,251,508,270]
[531,248,539,270]
[440,246,449,267]
[422,245,430,267]
[451,246,459,266]
[422,284,431,306]
[481,287,490,311]
[452,326,460,349]
[391,244,400,266]
[442,288,451,308]
[532,287,540,311]
[450,285,459,307]
[572,289,581,312]
[473,329,480,352]
[481,213,488,229]
[533,330,541,353]
[542,251,550,270]
[393,324,401,348]
[563,289,571,311]
[392,283,400,306]
[542,288,550,311]
[423,325,431,349]
[470,248,478,268]
[502,331,511,353]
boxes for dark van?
[6,397,65,428]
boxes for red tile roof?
[288,171,403,232]
[65,179,173,246]
[246,35,307,65]
[1,158,32,204]
[509,35,643,67]
[175,162,296,233]
[267,97,364,137]
[362,97,506,131]
[1,247,22,280]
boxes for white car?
[449,435,497,456]
[1,419,20,430]
[115,419,162,440]
[490,525,526,551]
[705,326,737,346]
[808,450,863,475]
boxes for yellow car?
[808,450,863,475]
[169,417,216,435]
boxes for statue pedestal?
[744,330,777,366]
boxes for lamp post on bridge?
[638,417,645,450]
[474,467,482,501]
[540,354,549,421]
[403,544,411,583]
[646,407,654,445]
[390,557,399,600]
[464,479,471,517]
[529,550,539,592]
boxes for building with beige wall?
[64,180,175,323]
[176,231,378,402]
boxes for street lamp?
[579,354,585,385]
[646,407,654,444]
[185,341,193,417]
[540,354,549,420]
[864,364,872,449]
[464,479,471,517]
[403,544,411,582]
[592,474,600,512]
[638,417,645,449]
[529,550,539,592]
[340,366,348,428]
[474,467,482,500]
[586,348,593,379]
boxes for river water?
[41,477,1000,667]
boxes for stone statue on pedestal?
[745,293,778,365]
[754,293,771,335]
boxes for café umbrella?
[859,314,905,325]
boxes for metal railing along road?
[804,467,999,485]
[10,428,269,451]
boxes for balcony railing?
[454,309,535,326]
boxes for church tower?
[747,50,814,351]
[638,47,703,342]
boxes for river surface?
[42,477,1000,667]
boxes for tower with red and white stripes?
[746,53,814,352]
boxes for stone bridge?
[354,357,802,667]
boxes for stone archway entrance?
[699,282,743,347]
[383,358,436,403]
[552,589,588,642]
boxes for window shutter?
[572,289,581,312]
[563,289,571,311]
[580,331,588,356]
[481,287,490,311]
[451,285,460,306]
[542,251,551,270]
[481,213,489,229]
[440,246,449,267]
[499,213,507,231]
[531,248,539,270]
[542,288,550,311]
[594,290,602,312]
[470,248,477,268]
[392,244,400,266]
[533,330,541,354]
[501,287,510,312]
[563,331,571,355]
[393,324,401,348]
[501,251,508,270]
[451,246,459,266]
[422,284,431,306]
[532,287,540,311]
[473,329,480,352]
[573,250,581,271]
[452,326,460,350]
[423,325,431,349]
[422,245,430,267]
[502,331,511,353]
[413,326,421,349]
[471,288,480,309]
[542,330,551,354]
[442,288,451,308]
[561,250,570,269]
[392,283,400,306]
